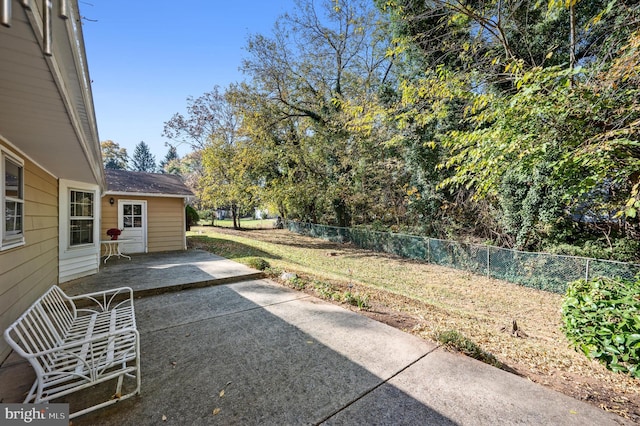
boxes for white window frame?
[1,150,25,250]
[69,189,95,247]
[59,179,100,254]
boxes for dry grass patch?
[188,226,640,421]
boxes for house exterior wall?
[0,142,59,362]
[101,195,186,254]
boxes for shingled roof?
[105,169,193,196]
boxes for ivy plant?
[562,277,640,377]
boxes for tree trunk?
[569,3,576,87]
[333,198,351,228]
[232,204,240,229]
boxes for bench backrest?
[4,285,76,361]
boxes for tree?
[159,144,180,174]
[368,0,640,250]
[172,151,205,210]
[200,127,261,229]
[396,3,639,247]
[130,141,157,173]
[101,140,128,170]
[164,85,247,223]
[242,0,396,226]
[163,86,239,152]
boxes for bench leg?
[116,374,124,395]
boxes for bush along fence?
[286,221,640,294]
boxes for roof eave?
[103,191,194,198]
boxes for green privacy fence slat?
[287,221,640,294]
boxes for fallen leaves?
[212,381,233,416]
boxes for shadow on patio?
[67,282,454,425]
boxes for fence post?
[486,246,490,278]
[585,259,590,282]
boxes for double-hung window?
[2,153,24,249]
[69,190,94,246]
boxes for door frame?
[117,199,148,253]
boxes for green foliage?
[183,1,640,258]
[435,330,501,368]
[342,291,370,310]
[185,205,199,230]
[246,257,270,271]
[546,238,640,263]
[288,276,306,290]
[498,164,567,250]
[130,141,156,173]
[563,277,640,377]
[240,0,399,228]
[101,140,128,170]
[313,281,340,301]
[197,210,214,225]
[199,91,263,229]
[159,145,180,174]
[375,1,640,246]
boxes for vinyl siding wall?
[0,148,58,362]
[101,195,186,254]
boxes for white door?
[118,200,147,253]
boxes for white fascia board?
[26,1,104,189]
[103,191,190,199]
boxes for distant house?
[0,1,104,361]
[216,208,229,220]
[102,170,194,254]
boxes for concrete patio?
[60,249,266,297]
[0,251,631,425]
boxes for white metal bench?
[3,285,140,419]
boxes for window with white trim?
[2,152,24,249]
[69,190,94,246]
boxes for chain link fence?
[287,221,640,294]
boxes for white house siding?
[0,143,59,362]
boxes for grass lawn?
[187,226,640,421]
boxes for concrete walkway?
[0,251,631,425]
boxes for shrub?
[185,205,200,230]
[313,282,339,300]
[342,291,370,310]
[546,238,640,263]
[562,277,640,377]
[247,257,270,271]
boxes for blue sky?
[80,1,295,162]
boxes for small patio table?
[101,239,132,263]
